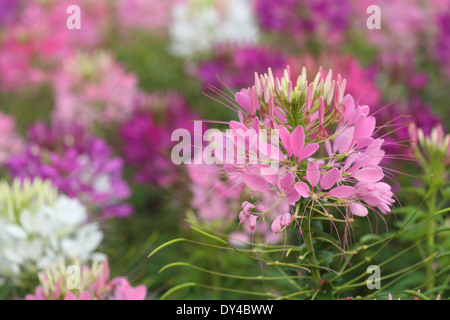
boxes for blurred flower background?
[0,0,448,300]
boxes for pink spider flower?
[194,64,395,243]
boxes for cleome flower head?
[25,258,147,300]
[196,65,396,247]
[0,178,103,283]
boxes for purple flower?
[435,9,450,78]
[255,0,307,34]
[120,91,199,187]
[197,44,288,89]
[0,0,19,27]
[254,0,352,46]
[7,122,132,219]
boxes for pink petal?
[280,172,295,189]
[279,125,293,156]
[271,215,282,233]
[78,291,91,300]
[334,126,354,154]
[326,186,356,198]
[325,140,333,157]
[319,97,324,126]
[320,168,341,190]
[359,105,370,116]
[64,292,78,300]
[248,215,257,230]
[258,142,283,161]
[297,143,319,162]
[243,174,269,191]
[294,181,310,198]
[350,202,369,217]
[261,171,280,184]
[353,167,384,183]
[290,125,305,157]
[271,213,292,233]
[354,115,376,140]
[130,285,147,300]
[235,89,252,112]
[341,94,355,121]
[229,120,248,132]
[355,137,374,150]
[286,188,301,204]
[306,161,320,187]
[281,213,292,227]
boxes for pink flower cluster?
[26,259,147,300]
[52,51,138,129]
[200,65,395,240]
[0,0,110,90]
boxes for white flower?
[0,179,104,283]
[168,0,259,58]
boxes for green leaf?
[359,234,383,244]
[317,251,334,266]
[402,187,427,197]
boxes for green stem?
[303,211,321,291]
[426,188,437,291]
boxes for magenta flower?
[0,0,19,27]
[255,0,352,47]
[7,122,132,219]
[435,9,450,78]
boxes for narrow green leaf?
[147,238,187,258]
